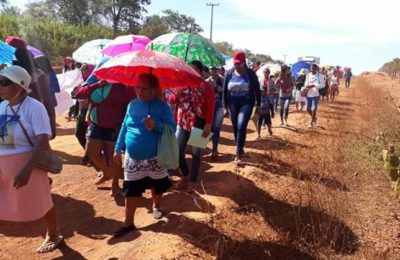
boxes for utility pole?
[206,2,219,42]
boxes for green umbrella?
[147,32,225,67]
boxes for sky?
[12,0,400,74]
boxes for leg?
[228,102,239,142]
[75,109,88,149]
[284,97,290,122]
[151,188,164,219]
[176,127,190,187]
[105,141,121,196]
[190,146,203,182]
[124,196,139,226]
[37,207,63,253]
[236,103,253,157]
[257,115,263,138]
[211,106,224,154]
[279,97,285,124]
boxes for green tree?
[138,14,168,39]
[161,9,202,33]
[0,0,20,15]
[101,0,151,34]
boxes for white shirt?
[0,97,51,156]
[304,73,325,98]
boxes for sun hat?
[233,51,246,64]
[297,68,309,75]
[0,65,32,93]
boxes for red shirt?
[169,82,215,132]
[74,83,136,129]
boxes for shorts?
[86,123,119,142]
[123,177,172,197]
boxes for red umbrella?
[94,50,204,88]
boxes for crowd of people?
[0,35,352,253]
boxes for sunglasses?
[0,79,12,87]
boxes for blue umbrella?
[0,41,16,65]
[291,61,311,79]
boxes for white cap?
[0,65,32,93]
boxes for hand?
[202,123,211,138]
[98,80,108,87]
[255,106,261,115]
[113,152,122,166]
[13,168,32,189]
[142,116,155,131]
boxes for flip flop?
[152,208,163,219]
[36,235,63,253]
[113,225,135,238]
[94,173,111,185]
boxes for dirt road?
[1,74,399,259]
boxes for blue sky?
[12,0,400,74]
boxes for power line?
[206,2,219,42]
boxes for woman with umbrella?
[170,60,215,191]
[224,51,261,162]
[73,76,136,196]
[113,73,176,237]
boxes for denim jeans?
[306,96,319,112]
[280,96,291,120]
[228,95,254,155]
[212,106,224,153]
[176,127,202,182]
[267,96,275,117]
[273,94,280,112]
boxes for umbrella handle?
[184,35,192,62]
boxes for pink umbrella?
[101,34,151,57]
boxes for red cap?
[6,36,28,50]
[233,51,246,64]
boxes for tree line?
[0,0,280,66]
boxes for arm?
[114,108,129,154]
[203,82,215,125]
[223,71,231,110]
[154,103,177,134]
[73,82,100,99]
[252,72,261,107]
[14,134,49,189]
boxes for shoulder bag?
[9,105,63,174]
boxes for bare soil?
[1,74,399,259]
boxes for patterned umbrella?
[101,34,150,57]
[94,50,204,88]
[0,41,16,65]
[146,32,225,67]
[72,39,111,65]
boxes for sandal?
[94,172,111,185]
[152,208,163,219]
[113,225,135,238]
[36,235,63,253]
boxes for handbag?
[9,105,63,174]
[157,124,179,169]
[300,86,309,97]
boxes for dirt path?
[1,75,399,259]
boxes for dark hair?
[189,60,204,73]
[13,48,37,75]
[35,56,54,75]
[139,73,160,89]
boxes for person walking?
[344,69,352,88]
[294,68,308,111]
[275,65,294,126]
[303,63,325,128]
[206,66,225,161]
[113,73,176,237]
[224,51,261,162]
[0,65,63,253]
[169,60,215,191]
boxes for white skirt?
[294,90,306,103]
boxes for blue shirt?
[227,72,250,97]
[115,98,177,160]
